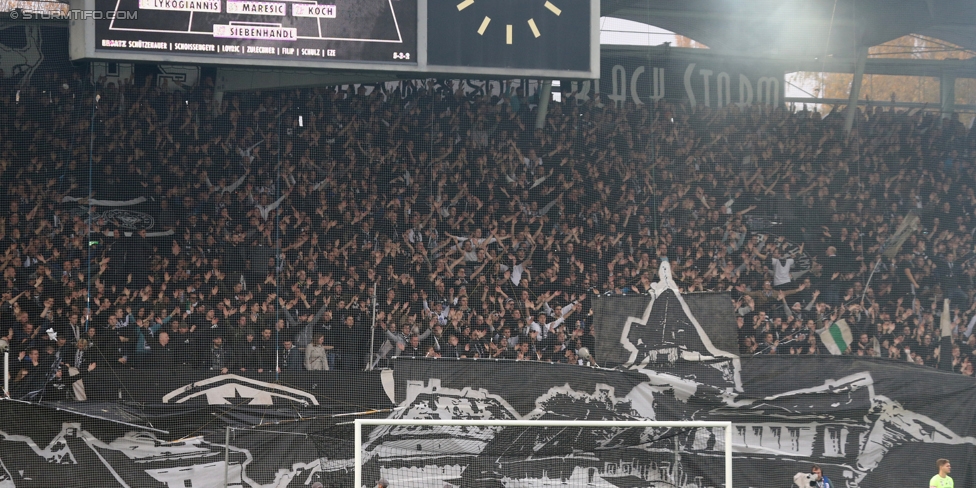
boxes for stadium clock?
[428,0,591,72]
[455,0,564,45]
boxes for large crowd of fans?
[3,71,976,400]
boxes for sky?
[599,16,681,47]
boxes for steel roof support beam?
[941,72,957,118]
[535,80,553,130]
[845,46,869,136]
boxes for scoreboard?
[83,0,416,64]
[68,0,599,79]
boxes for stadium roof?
[602,0,976,60]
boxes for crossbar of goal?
[353,419,733,488]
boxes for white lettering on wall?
[630,66,644,105]
[699,69,713,108]
[609,65,627,106]
[717,72,731,108]
[651,67,665,101]
[758,76,779,106]
[581,63,781,107]
[738,74,753,107]
[683,63,697,107]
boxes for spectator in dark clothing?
[278,339,303,372]
[256,328,276,372]
[397,334,425,358]
[335,314,367,371]
[441,334,463,359]
[237,331,267,374]
[203,336,234,375]
[63,338,95,373]
[12,323,39,356]
[168,322,195,368]
[151,331,178,369]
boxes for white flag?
[818,319,853,355]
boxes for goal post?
[354,419,733,488]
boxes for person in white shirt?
[771,244,803,289]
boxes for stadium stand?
[3,74,976,395]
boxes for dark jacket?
[334,323,368,370]
[151,342,178,370]
[279,346,304,371]
[174,332,197,367]
[238,340,267,371]
[203,344,235,372]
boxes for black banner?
[84,368,393,408]
[4,352,975,488]
[0,369,393,487]
[0,399,338,487]
[388,354,976,488]
[0,23,72,85]
[593,291,740,368]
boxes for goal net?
[354,419,732,488]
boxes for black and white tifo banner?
[60,196,174,237]
[0,370,393,488]
[1,263,975,488]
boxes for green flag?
[818,319,853,355]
